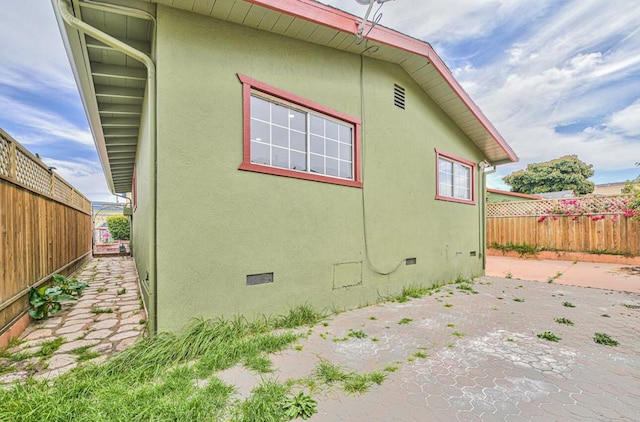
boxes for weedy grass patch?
[593,332,618,346]
[537,331,561,342]
[0,306,324,422]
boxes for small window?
[435,150,475,205]
[237,74,362,188]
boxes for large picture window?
[238,74,362,188]
[436,150,475,205]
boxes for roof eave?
[246,0,518,164]
[51,0,116,194]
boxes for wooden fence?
[0,129,92,336]
[487,196,639,256]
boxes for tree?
[106,215,130,240]
[503,155,595,195]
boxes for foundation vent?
[394,84,405,109]
[246,272,273,286]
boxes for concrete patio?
[1,256,639,421]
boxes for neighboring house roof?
[486,188,542,200]
[53,0,518,194]
[537,190,575,199]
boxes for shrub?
[106,215,130,240]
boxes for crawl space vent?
[394,84,405,109]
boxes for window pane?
[251,96,270,121]
[290,151,306,171]
[326,158,339,177]
[248,91,355,182]
[325,120,339,140]
[251,119,270,143]
[290,131,306,152]
[310,154,324,174]
[250,141,270,165]
[272,125,288,148]
[272,103,290,127]
[290,109,306,132]
[310,115,324,135]
[339,125,352,145]
[310,135,324,154]
[339,161,352,179]
[339,143,352,161]
[271,146,288,169]
[325,140,339,158]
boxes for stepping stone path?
[0,257,146,385]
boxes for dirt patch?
[611,267,640,276]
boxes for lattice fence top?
[487,195,633,218]
[0,128,91,214]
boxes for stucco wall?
[132,91,155,331]
[153,6,486,332]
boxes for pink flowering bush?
[535,196,635,223]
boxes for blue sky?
[1,0,638,200]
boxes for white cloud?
[605,101,640,137]
[0,95,93,147]
[0,1,76,92]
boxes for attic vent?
[394,84,405,109]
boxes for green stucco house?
[54,0,518,333]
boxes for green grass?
[593,332,618,346]
[489,242,542,256]
[0,306,325,421]
[69,345,101,363]
[347,329,367,339]
[554,317,574,326]
[547,272,563,283]
[33,338,66,359]
[397,318,413,325]
[91,308,113,314]
[537,331,561,342]
[451,331,465,338]
[314,360,387,394]
[272,304,325,329]
[562,301,576,308]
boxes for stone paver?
[0,257,146,384]
[250,272,640,421]
[2,255,639,421]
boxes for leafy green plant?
[537,331,561,342]
[282,391,318,420]
[28,285,76,320]
[347,329,367,339]
[555,317,574,325]
[593,332,618,346]
[52,274,88,297]
[398,318,412,325]
[106,215,130,240]
[117,288,127,296]
[562,301,575,308]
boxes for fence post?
[9,138,17,180]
